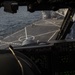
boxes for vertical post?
[25,27,28,39]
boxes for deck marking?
[3,18,61,44]
[45,20,61,27]
[35,30,57,37]
[48,29,60,41]
[4,19,61,40]
[18,30,58,42]
[4,28,25,40]
[33,21,61,27]
[32,23,60,27]
[56,11,65,17]
[0,39,22,46]
[4,25,32,40]
[18,35,35,42]
[0,40,21,45]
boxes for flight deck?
[0,18,63,49]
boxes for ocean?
[0,6,42,38]
[0,6,74,39]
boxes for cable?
[9,45,24,75]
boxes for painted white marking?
[33,18,62,26]
[3,18,61,45]
[33,23,60,27]
[0,39,22,46]
[48,29,60,41]
[3,25,34,40]
[56,11,65,17]
[18,35,35,42]
[4,24,32,40]
[4,18,61,40]
[18,36,24,41]
[0,40,21,45]
[32,23,53,26]
[18,30,58,42]
[45,20,61,27]
[33,21,61,27]
[35,30,57,37]
[4,28,24,39]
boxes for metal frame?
[56,8,75,40]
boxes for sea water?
[0,6,42,38]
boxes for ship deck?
[0,18,63,49]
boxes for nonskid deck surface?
[0,18,63,49]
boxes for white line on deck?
[32,23,60,27]
[56,11,65,17]
[3,25,32,40]
[45,21,61,27]
[18,35,35,42]
[18,30,58,42]
[32,23,54,26]
[4,28,24,40]
[35,30,57,37]
[48,29,60,41]
[0,40,21,45]
[33,21,61,27]
[4,19,61,40]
